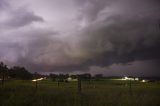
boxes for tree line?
[0,62,33,81]
[0,61,104,83]
[49,73,103,82]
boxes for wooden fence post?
[129,79,132,95]
[2,73,4,87]
[77,75,81,93]
[34,72,38,89]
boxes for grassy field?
[0,79,160,106]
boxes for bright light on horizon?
[141,80,147,83]
[32,77,45,82]
[122,76,134,81]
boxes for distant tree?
[49,74,58,81]
[0,62,9,86]
[94,74,103,80]
[80,73,91,81]
[9,66,33,80]
[70,75,77,79]
[58,74,69,82]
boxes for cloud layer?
[0,0,160,76]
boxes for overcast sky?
[0,0,160,76]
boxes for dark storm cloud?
[75,0,160,66]
[1,0,160,74]
[88,59,160,77]
[75,0,113,22]
[0,0,43,29]
[55,0,160,74]
[5,8,44,28]
[0,0,8,10]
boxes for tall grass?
[0,80,160,106]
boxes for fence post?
[34,72,38,89]
[2,73,4,87]
[77,75,81,93]
[129,79,132,95]
[57,79,59,87]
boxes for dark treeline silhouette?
[0,62,33,81]
[79,73,91,80]
[1,61,105,83]
[49,73,104,82]
[9,66,33,80]
[49,73,91,82]
[49,74,69,82]
[94,74,103,80]
[0,62,8,86]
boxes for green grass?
[0,79,160,106]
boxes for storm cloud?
[0,0,160,76]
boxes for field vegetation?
[0,79,160,106]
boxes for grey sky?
[0,0,160,76]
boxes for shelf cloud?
[0,0,160,76]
